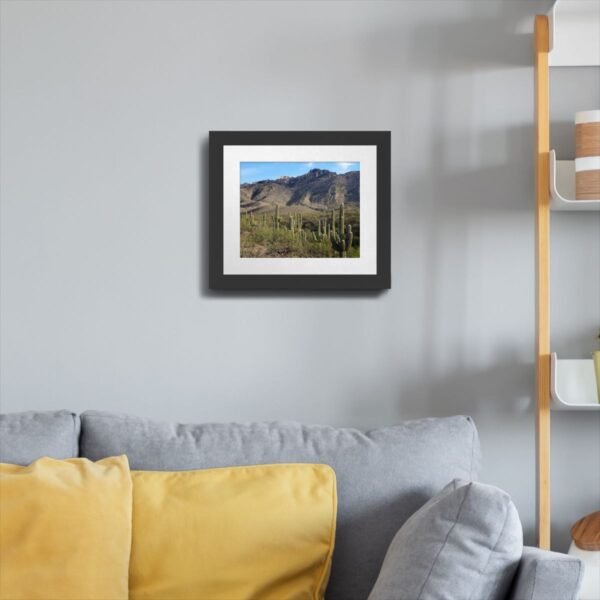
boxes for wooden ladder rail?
[534,14,551,550]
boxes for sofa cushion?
[130,464,337,600]
[368,479,523,600]
[81,411,480,600]
[0,410,80,465]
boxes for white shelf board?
[548,0,600,66]
[551,353,600,411]
[549,150,600,211]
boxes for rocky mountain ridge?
[240,168,359,212]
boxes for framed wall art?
[209,131,390,290]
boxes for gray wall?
[1,0,598,551]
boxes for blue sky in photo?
[240,161,359,184]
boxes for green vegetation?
[240,203,360,258]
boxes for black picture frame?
[209,131,391,290]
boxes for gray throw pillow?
[368,479,523,600]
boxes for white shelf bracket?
[551,353,600,410]
[549,151,600,210]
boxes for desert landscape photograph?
[240,162,360,258]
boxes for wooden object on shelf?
[576,127,600,157]
[576,111,600,199]
[576,111,600,158]
[534,13,551,551]
[571,511,600,551]
[576,125,600,157]
[576,167,600,200]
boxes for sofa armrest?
[508,546,583,600]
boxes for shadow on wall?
[369,1,540,421]
[198,137,209,295]
[364,0,545,73]
[389,1,540,420]
[396,122,534,421]
[397,349,534,421]
[336,345,534,435]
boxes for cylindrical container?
[575,110,600,200]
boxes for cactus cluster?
[243,203,356,256]
[331,224,353,257]
[289,213,303,233]
[242,211,268,227]
[313,204,353,257]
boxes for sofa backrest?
[80,411,481,600]
[0,410,80,465]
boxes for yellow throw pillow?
[130,463,337,600]
[0,456,132,600]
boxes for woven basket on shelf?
[576,110,600,200]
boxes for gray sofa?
[0,410,583,600]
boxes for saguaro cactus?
[330,233,344,257]
[327,204,346,256]
[329,207,353,257]
[345,224,353,251]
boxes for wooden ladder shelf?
[534,0,600,550]
[534,14,551,551]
